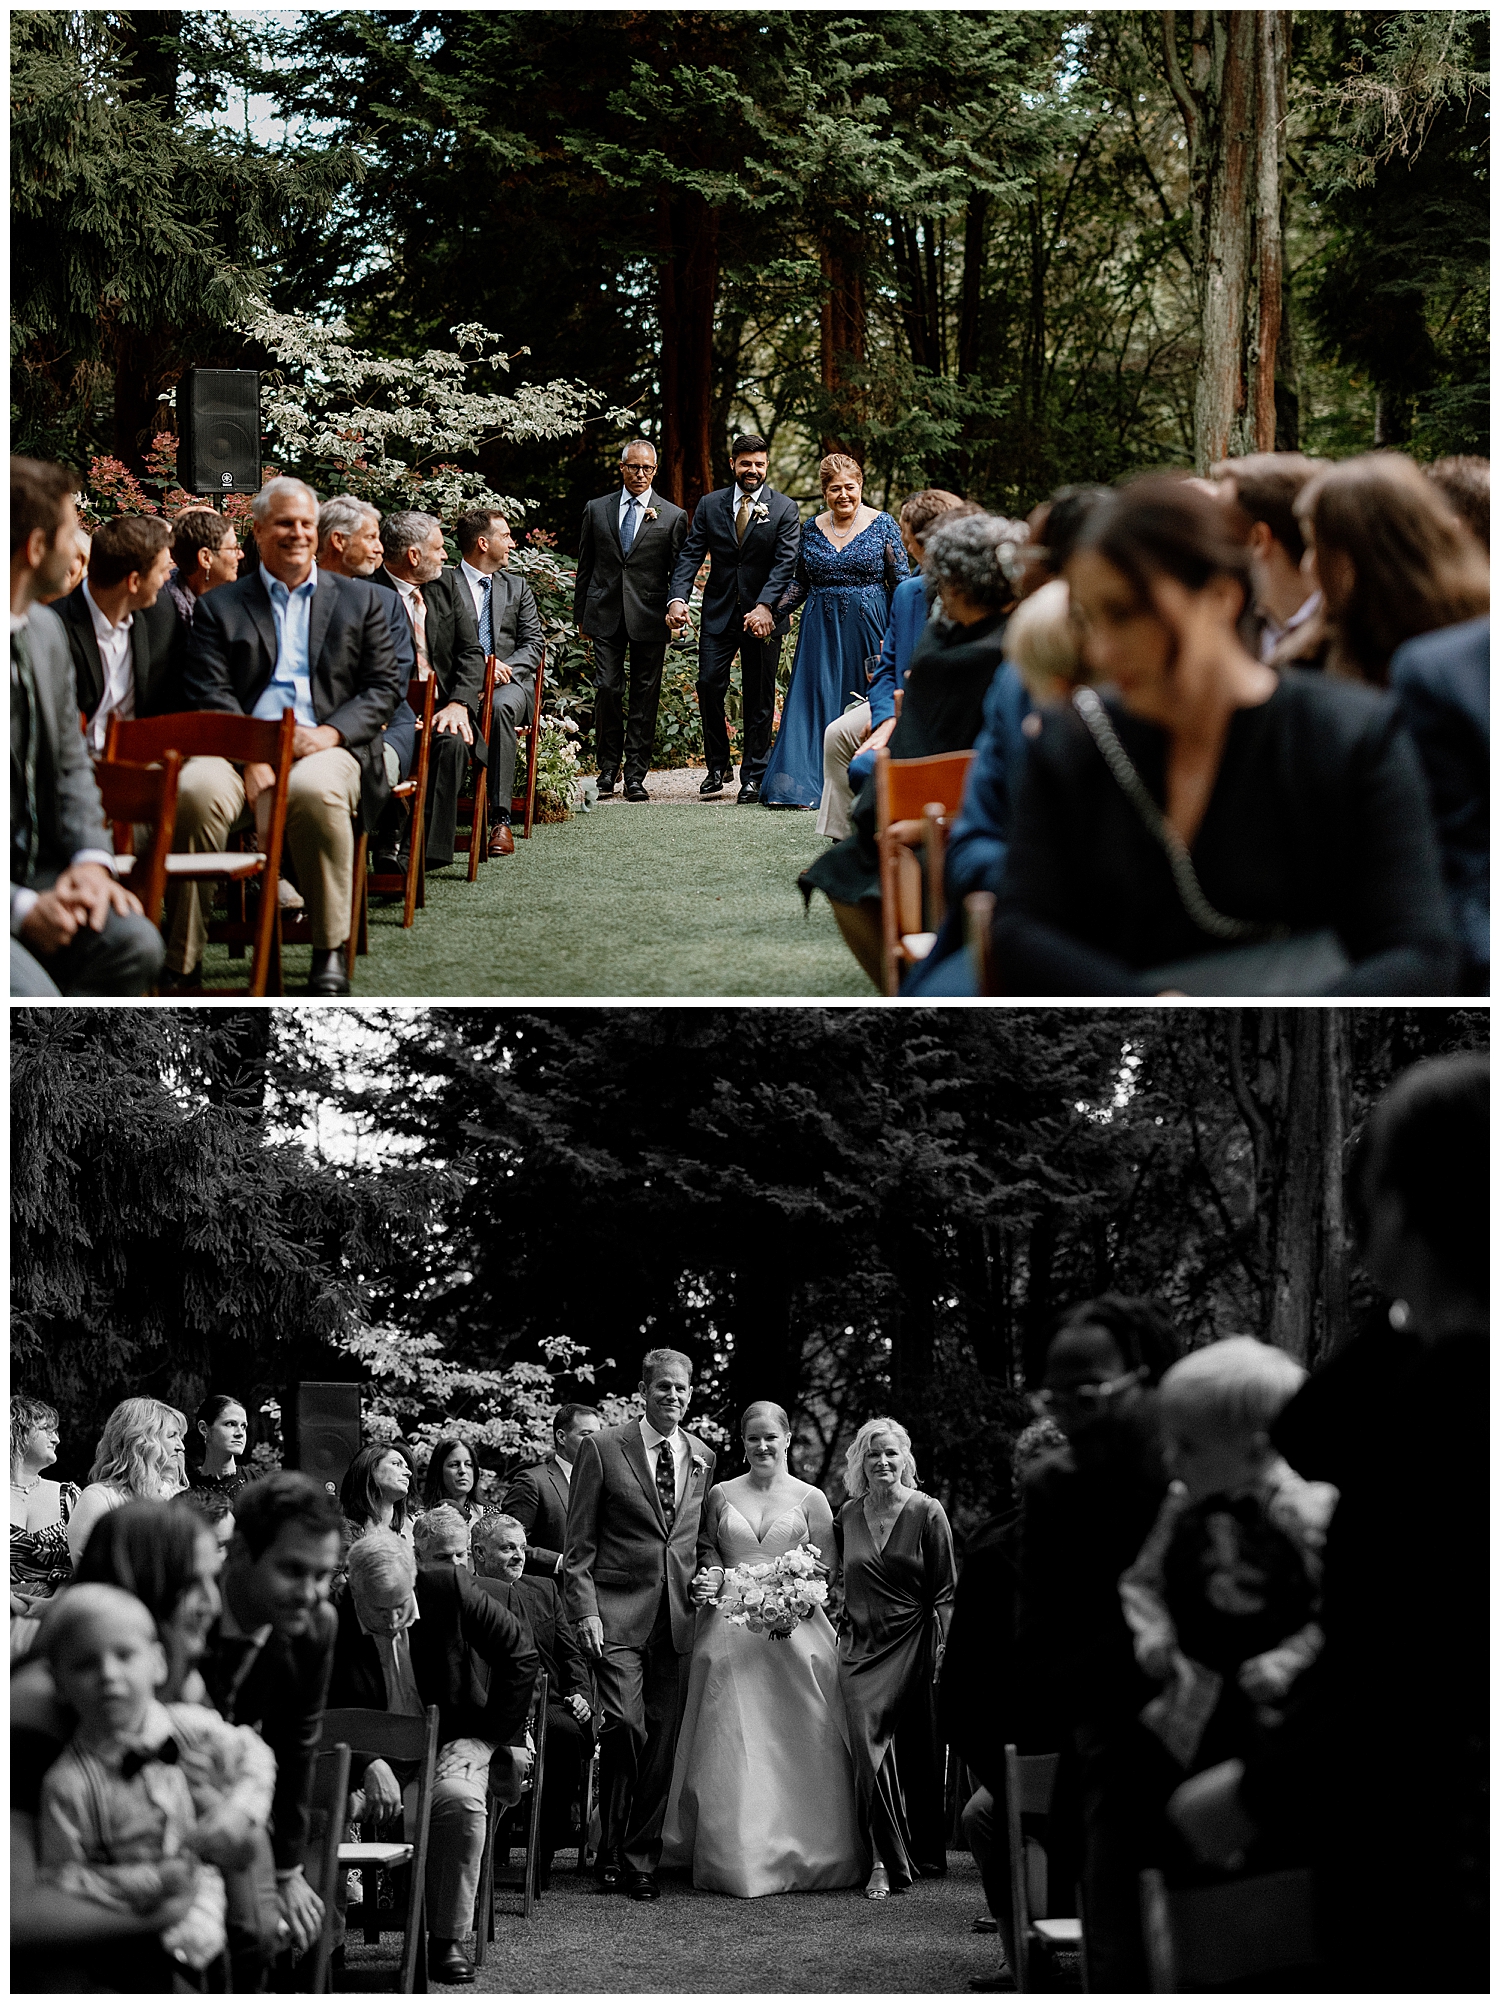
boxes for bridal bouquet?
[715,1542,830,1640]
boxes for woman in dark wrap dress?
[835,1416,957,1898]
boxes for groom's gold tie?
[736,495,751,544]
[655,1439,677,1529]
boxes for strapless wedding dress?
[661,1487,864,1895]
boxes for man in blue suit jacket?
[667,434,800,802]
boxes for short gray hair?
[251,476,319,526]
[318,494,379,547]
[620,439,657,465]
[923,513,1027,611]
[641,1345,692,1384]
[347,1527,417,1597]
[412,1503,469,1558]
[380,510,441,561]
[471,1513,525,1565]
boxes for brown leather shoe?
[488,822,516,857]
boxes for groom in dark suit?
[564,1348,715,1900]
[574,440,688,801]
[667,433,800,802]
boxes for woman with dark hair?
[421,1438,488,1532]
[10,1395,77,1615]
[339,1441,414,1556]
[71,1500,224,1703]
[188,1394,251,1507]
[800,512,1024,985]
[992,473,1458,994]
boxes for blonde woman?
[66,1397,190,1568]
[834,1416,956,1899]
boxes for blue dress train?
[760,513,909,809]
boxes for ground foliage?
[11,1006,1484,1537]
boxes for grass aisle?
[344,1852,1004,1994]
[202,795,873,998]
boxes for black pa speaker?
[288,1381,361,1499]
[178,368,261,497]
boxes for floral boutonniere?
[751,500,771,524]
[644,506,660,522]
[689,1455,708,1480]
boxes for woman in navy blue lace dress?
[761,456,908,809]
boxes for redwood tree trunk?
[957,193,990,379]
[819,218,867,457]
[657,193,719,515]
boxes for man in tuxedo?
[176,477,403,994]
[455,508,544,853]
[564,1349,714,1901]
[503,1402,603,1579]
[315,494,418,808]
[56,512,186,752]
[11,456,164,996]
[667,433,800,802]
[370,510,487,870]
[330,1528,538,1983]
[199,1471,344,1986]
[471,1513,596,1887]
[574,440,688,800]
[164,508,242,628]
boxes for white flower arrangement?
[715,1541,830,1640]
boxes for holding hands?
[690,1565,725,1607]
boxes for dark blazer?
[574,491,689,644]
[472,1572,592,1709]
[376,587,418,780]
[183,567,403,834]
[200,1599,338,1873]
[563,1423,715,1654]
[328,1563,538,1759]
[483,568,546,677]
[370,566,487,732]
[12,606,113,886]
[503,1454,572,1574]
[57,583,186,726]
[668,485,801,639]
[1389,615,1489,982]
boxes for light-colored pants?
[405,1737,495,1940]
[164,748,362,968]
[817,702,872,839]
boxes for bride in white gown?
[661,1400,865,1896]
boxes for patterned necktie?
[11,628,40,883]
[621,498,638,554]
[655,1437,677,1530]
[409,586,431,679]
[479,575,494,655]
[736,495,751,544]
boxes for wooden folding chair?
[1005,1744,1083,1992]
[965,889,997,994]
[95,750,182,932]
[321,1703,439,1996]
[454,654,498,880]
[104,709,295,997]
[363,673,436,930]
[510,648,547,841]
[295,1742,351,1994]
[1140,1865,1322,1992]
[474,1674,550,1959]
[874,746,975,996]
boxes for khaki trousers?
[165,748,362,969]
[817,702,873,839]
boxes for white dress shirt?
[639,1416,688,1509]
[1259,588,1322,663]
[83,579,136,753]
[619,486,655,540]
[458,557,492,628]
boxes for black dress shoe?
[737,778,762,804]
[624,779,650,801]
[596,769,618,797]
[427,1937,476,1982]
[594,1861,623,1893]
[699,767,727,795]
[626,1871,661,1901]
[307,947,351,996]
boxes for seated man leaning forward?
[170,476,403,996]
[329,1528,538,1985]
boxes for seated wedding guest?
[179,1487,236,1573]
[173,476,403,996]
[339,1441,415,1562]
[314,494,418,829]
[186,1394,252,1508]
[1014,1295,1179,1992]
[817,490,971,839]
[421,1437,491,1545]
[36,529,88,606]
[56,512,184,754]
[164,509,241,628]
[454,508,544,855]
[503,1403,604,1578]
[992,474,1458,995]
[71,1499,225,1705]
[800,512,1022,987]
[330,1527,537,1983]
[471,1512,595,1888]
[1171,1053,1487,1994]
[1210,452,1328,667]
[1425,453,1489,551]
[11,456,163,998]
[67,1398,189,1569]
[10,1395,77,1617]
[371,510,487,872]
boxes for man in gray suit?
[503,1402,603,1578]
[564,1349,714,1900]
[573,440,688,801]
[11,457,164,996]
[455,508,545,855]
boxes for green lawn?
[200,802,874,998]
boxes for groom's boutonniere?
[644,506,659,521]
[689,1455,708,1480]
[751,500,770,524]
